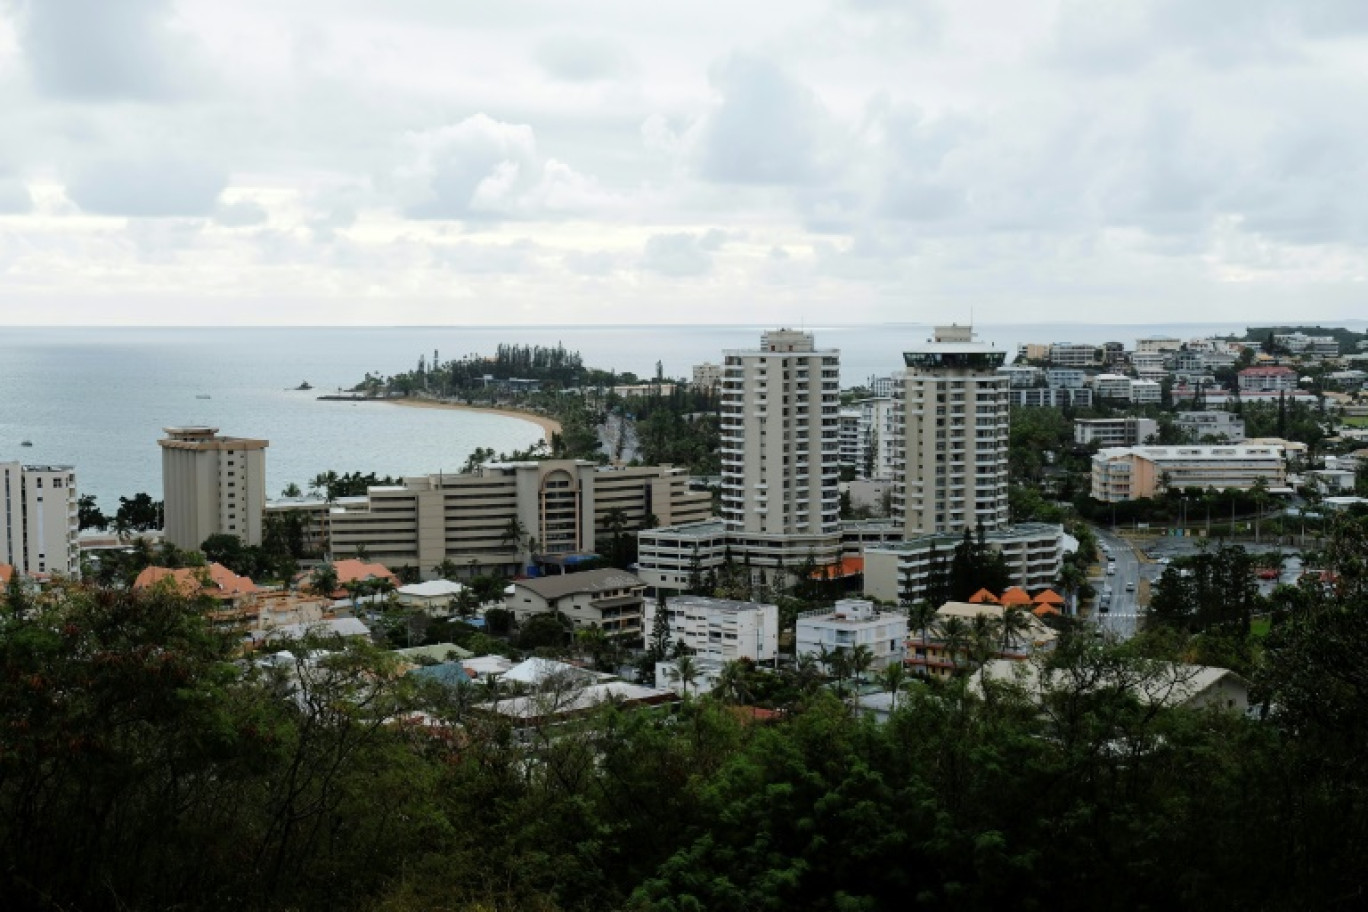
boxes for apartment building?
[160,427,269,550]
[650,594,779,662]
[907,601,1059,679]
[1091,374,1134,402]
[1074,417,1158,448]
[1045,368,1088,389]
[0,462,79,579]
[1049,343,1101,367]
[691,362,722,394]
[1175,411,1246,442]
[1090,446,1287,502]
[635,518,730,594]
[996,365,1043,388]
[1008,387,1094,408]
[838,408,862,470]
[269,460,710,577]
[1130,351,1169,381]
[1239,366,1299,393]
[796,599,908,672]
[862,523,1066,605]
[1132,379,1162,404]
[1136,336,1182,353]
[506,568,646,641]
[893,325,1010,537]
[855,397,896,480]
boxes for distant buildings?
[650,594,779,662]
[1091,445,1287,501]
[0,461,80,579]
[1074,417,1158,448]
[1175,411,1246,443]
[796,599,908,672]
[506,567,647,641]
[1238,366,1299,393]
[159,427,269,551]
[862,523,1067,605]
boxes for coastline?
[385,398,562,442]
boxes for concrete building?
[796,599,908,672]
[1131,379,1162,404]
[907,601,1059,679]
[996,365,1043,388]
[1091,374,1134,402]
[1091,446,1287,502]
[0,462,80,579]
[1136,336,1182,353]
[893,325,1009,537]
[270,460,710,578]
[506,567,647,641]
[1239,366,1299,393]
[862,523,1066,605]
[1130,351,1169,380]
[691,362,722,394]
[635,518,730,595]
[160,427,269,551]
[1175,411,1246,442]
[714,328,842,578]
[651,594,779,662]
[838,408,863,470]
[1045,368,1088,389]
[855,397,896,480]
[1074,417,1158,448]
[1048,342,1101,367]
[1008,388,1094,409]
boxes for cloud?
[10,0,207,100]
[696,54,837,186]
[212,198,268,227]
[0,177,33,214]
[65,157,228,217]
[535,33,632,82]
[641,232,715,276]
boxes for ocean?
[3,320,1361,510]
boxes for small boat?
[195,394,212,400]
[296,381,313,391]
[20,440,33,447]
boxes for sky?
[1,0,1367,326]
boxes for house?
[395,579,467,615]
[974,658,1250,713]
[481,681,675,728]
[506,568,646,641]
[906,601,1058,680]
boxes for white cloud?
[642,232,714,276]
[64,157,228,217]
[212,197,268,227]
[535,33,633,82]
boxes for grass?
[1341,416,1368,428]
[1251,616,1272,638]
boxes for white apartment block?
[1074,417,1158,448]
[635,519,730,594]
[838,408,862,470]
[996,365,1043,388]
[1049,342,1101,368]
[270,460,710,577]
[796,599,908,671]
[715,329,842,575]
[160,427,268,551]
[1045,368,1088,389]
[1239,367,1299,392]
[893,325,1010,537]
[1091,373,1134,402]
[863,523,1065,605]
[1132,379,1162,404]
[1130,351,1169,381]
[1091,446,1287,502]
[651,594,779,662]
[0,462,80,579]
[1008,388,1094,408]
[856,397,896,480]
[1175,411,1246,442]
[868,374,897,398]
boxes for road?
[1091,527,1157,640]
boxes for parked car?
[1126,581,1135,591]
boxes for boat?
[196,394,211,400]
[20,440,32,447]
[296,381,313,391]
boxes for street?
[1091,527,1151,639]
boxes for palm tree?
[936,615,971,675]
[849,643,875,687]
[308,563,339,599]
[907,601,938,649]
[714,659,752,705]
[879,662,908,712]
[669,654,700,699]
[968,613,999,672]
[999,605,1033,656]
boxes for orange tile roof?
[133,563,259,600]
[999,586,1032,606]
[331,559,399,585]
[968,588,1000,604]
[1032,588,1065,605]
[1032,604,1062,617]
[808,556,864,579]
[0,563,12,588]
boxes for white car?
[1106,566,1116,575]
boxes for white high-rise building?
[160,427,269,551]
[0,462,80,579]
[893,325,1009,537]
[720,328,841,540]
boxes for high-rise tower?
[893,325,1009,536]
[0,461,79,579]
[720,329,841,537]
[160,427,268,550]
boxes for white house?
[796,599,908,672]
[650,595,779,662]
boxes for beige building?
[270,460,710,578]
[159,427,269,551]
[863,523,1066,605]
[506,567,647,641]
[1090,445,1287,502]
[894,325,1010,537]
[0,461,80,579]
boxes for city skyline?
[3,1,1368,326]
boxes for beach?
[387,398,562,443]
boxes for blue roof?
[407,661,471,687]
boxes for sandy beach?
[387,398,562,442]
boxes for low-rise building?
[1049,343,1101,368]
[1045,368,1088,389]
[907,601,1058,679]
[974,658,1249,712]
[997,365,1043,388]
[506,568,647,641]
[1239,366,1299,393]
[1175,411,1246,442]
[1008,387,1094,408]
[1136,336,1182,353]
[1091,445,1287,501]
[650,594,779,662]
[1074,417,1158,448]
[1092,373,1135,402]
[796,599,908,671]
[863,523,1066,605]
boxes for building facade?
[796,599,908,672]
[1175,411,1246,442]
[862,523,1066,605]
[893,325,1009,537]
[160,427,269,550]
[651,594,779,662]
[1074,417,1159,448]
[1091,445,1287,502]
[506,568,647,641]
[0,462,79,579]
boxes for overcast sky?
[2,0,1367,326]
